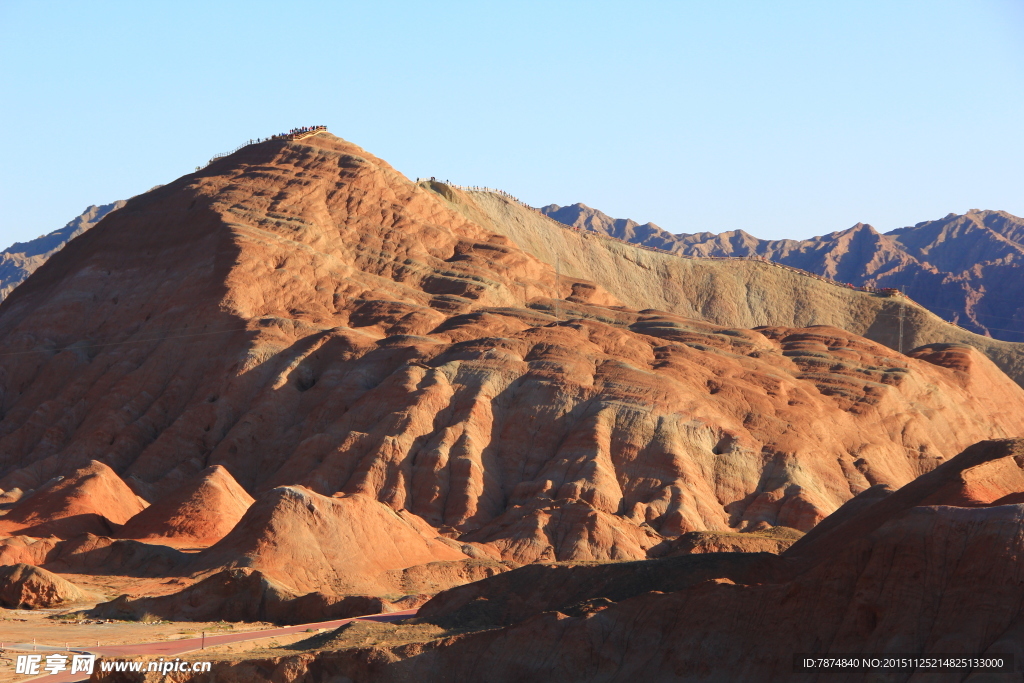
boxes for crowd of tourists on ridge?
[281,125,327,138]
[257,126,329,143]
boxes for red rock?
[0,562,89,608]
[0,460,146,538]
[116,465,254,547]
[193,486,470,594]
[204,439,1024,682]
[0,534,59,565]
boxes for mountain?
[2,133,1024,639]
[541,203,1024,342]
[0,201,125,301]
[0,132,1022,547]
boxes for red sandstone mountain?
[0,135,1021,680]
[0,460,146,537]
[1,133,1024,573]
[116,464,254,546]
[542,203,1024,342]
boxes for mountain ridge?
[0,201,126,301]
[541,203,1024,341]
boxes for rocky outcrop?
[0,562,89,608]
[650,526,802,557]
[40,534,190,577]
[0,531,190,576]
[85,558,517,624]
[117,465,254,547]
[191,486,470,594]
[0,487,24,506]
[415,551,790,630]
[0,460,147,538]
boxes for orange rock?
[0,534,59,566]
[0,563,89,608]
[193,486,469,594]
[117,465,254,547]
[0,460,146,538]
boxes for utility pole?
[897,286,906,354]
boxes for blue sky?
[1,0,1022,246]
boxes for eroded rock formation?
[1,134,1024,574]
[116,465,254,547]
[168,439,1024,682]
[0,562,89,608]
[0,460,146,538]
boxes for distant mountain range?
[541,204,1024,342]
[0,201,125,301]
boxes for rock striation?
[0,134,1023,575]
[116,465,254,546]
[0,460,146,538]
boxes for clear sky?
[1,0,1022,246]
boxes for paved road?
[13,608,418,682]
